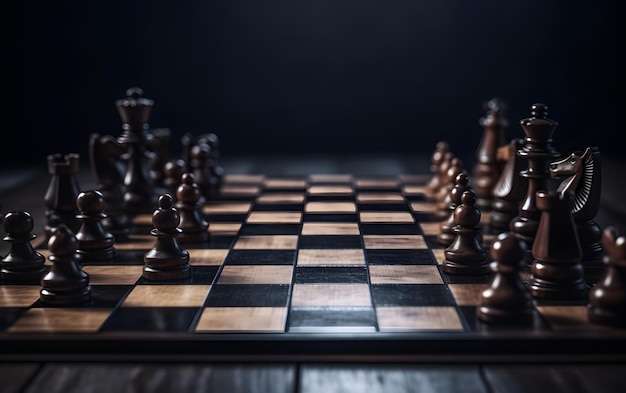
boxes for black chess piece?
[148,127,171,189]
[189,142,219,200]
[143,194,191,281]
[176,173,210,243]
[477,231,534,324]
[433,157,464,221]
[443,190,490,275]
[40,224,92,306]
[472,98,509,212]
[529,191,588,300]
[89,133,131,240]
[588,226,626,327]
[75,190,116,263]
[549,146,604,284]
[490,138,527,231]
[1,211,47,282]
[116,87,157,213]
[424,141,450,202]
[199,132,225,193]
[163,159,187,196]
[437,172,471,247]
[44,153,81,240]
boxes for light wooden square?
[448,283,490,306]
[131,214,152,226]
[223,174,265,183]
[0,285,41,307]
[82,265,143,285]
[355,179,399,188]
[264,179,307,188]
[256,193,305,204]
[307,185,354,195]
[291,284,372,307]
[402,185,426,195]
[536,306,626,333]
[309,174,352,183]
[121,285,210,307]
[376,306,464,331]
[305,202,356,213]
[188,248,229,266]
[202,202,252,214]
[219,185,260,197]
[301,222,360,235]
[363,235,427,249]
[432,248,446,265]
[297,249,365,266]
[233,235,298,250]
[208,223,241,235]
[217,265,293,285]
[359,212,415,223]
[369,265,443,284]
[246,212,302,224]
[356,193,405,203]
[8,308,112,333]
[195,307,286,332]
[410,201,436,213]
[420,222,441,236]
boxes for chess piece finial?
[1,211,47,282]
[143,194,191,281]
[75,190,116,263]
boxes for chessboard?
[1,172,625,362]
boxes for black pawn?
[588,226,626,327]
[44,153,82,239]
[143,194,191,281]
[477,232,534,324]
[1,211,47,282]
[40,224,91,306]
[163,159,187,196]
[176,173,210,243]
[443,190,490,275]
[437,172,471,247]
[75,190,116,263]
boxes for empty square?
[301,222,360,235]
[188,249,229,266]
[305,202,356,213]
[121,285,210,307]
[448,283,489,306]
[369,265,443,284]
[195,307,287,332]
[420,222,441,236]
[202,202,252,214]
[359,212,415,223]
[307,185,354,196]
[217,265,293,285]
[264,179,307,189]
[246,212,302,224]
[411,201,436,213]
[291,284,372,307]
[355,179,399,188]
[356,193,405,203]
[309,174,352,183]
[402,185,426,195]
[256,193,305,204]
[0,285,42,307]
[9,308,112,333]
[297,249,365,266]
[363,235,427,249]
[82,265,143,285]
[233,235,298,250]
[376,306,464,331]
[223,174,265,183]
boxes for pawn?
[163,159,187,196]
[1,211,47,282]
[588,226,626,327]
[477,232,534,324]
[40,224,91,306]
[75,190,116,263]
[424,141,450,201]
[176,173,210,243]
[189,142,216,200]
[433,157,464,220]
[143,194,191,281]
[443,190,490,275]
[437,172,471,247]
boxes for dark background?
[8,0,620,168]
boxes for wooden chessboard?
[1,173,625,362]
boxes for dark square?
[404,194,425,202]
[366,249,437,265]
[0,308,27,331]
[371,284,456,307]
[224,250,296,265]
[135,266,219,285]
[294,266,368,284]
[413,212,434,222]
[100,307,199,332]
[458,305,550,332]
[239,224,301,235]
[288,307,376,329]
[442,267,493,284]
[204,284,290,307]
[298,235,362,249]
[206,235,236,249]
[251,203,305,212]
[32,285,133,308]
[360,223,421,235]
[303,213,358,222]
[204,213,249,222]
[111,250,147,265]
[357,203,409,212]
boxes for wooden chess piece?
[89,133,131,240]
[472,98,509,212]
[443,190,490,275]
[510,103,560,258]
[198,132,225,192]
[40,224,92,305]
[143,194,191,281]
[163,159,187,196]
[490,138,527,231]
[425,141,451,202]
[549,146,604,284]
[44,153,81,240]
[588,226,626,327]
[116,87,157,213]
[433,157,464,220]
[176,173,210,243]
[477,231,534,324]
[148,127,171,189]
[75,190,116,263]
[189,142,219,201]
[437,172,471,247]
[529,191,588,300]
[1,211,47,282]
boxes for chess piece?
[143,194,191,281]
[477,231,534,324]
[75,190,116,263]
[490,138,528,231]
[175,173,210,243]
[147,127,171,189]
[424,141,450,202]
[163,159,187,196]
[443,190,490,275]
[200,132,225,193]
[189,142,220,200]
[549,147,604,284]
[510,104,560,259]
[437,172,471,247]
[116,87,157,213]
[89,133,131,240]
[44,153,82,239]
[40,224,92,305]
[472,98,509,212]
[529,191,588,300]
[588,226,626,327]
[1,211,47,282]
[433,157,464,220]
